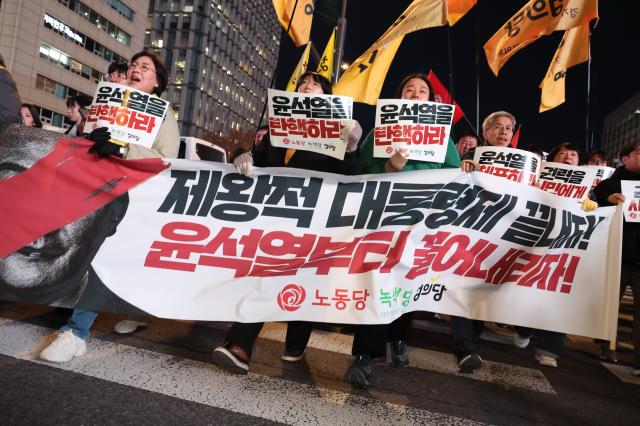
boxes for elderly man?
[452,111,518,373]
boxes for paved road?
[1,303,639,425]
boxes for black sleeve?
[251,132,270,167]
[329,148,361,175]
[592,177,621,206]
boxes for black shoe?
[346,355,373,389]
[212,346,249,375]
[458,353,483,374]
[390,340,409,367]
[598,342,618,363]
[282,348,306,362]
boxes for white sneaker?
[114,320,148,334]
[513,334,531,349]
[40,330,87,363]
[535,353,558,368]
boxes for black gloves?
[87,127,124,158]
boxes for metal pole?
[586,30,592,151]
[475,2,480,135]
[255,0,301,139]
[332,0,348,85]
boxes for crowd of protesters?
[1,49,639,390]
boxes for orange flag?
[539,23,590,112]
[446,0,476,26]
[484,0,597,76]
[272,0,314,47]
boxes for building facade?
[0,0,148,130]
[145,0,280,148]
[601,92,640,163]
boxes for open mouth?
[129,75,142,84]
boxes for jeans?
[60,309,98,340]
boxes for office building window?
[39,43,105,83]
[57,0,132,46]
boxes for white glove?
[340,119,362,153]
[233,152,254,177]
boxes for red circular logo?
[283,138,290,144]
[385,146,393,154]
[277,284,306,312]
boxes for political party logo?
[277,284,306,312]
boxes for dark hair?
[457,131,478,142]
[130,51,168,96]
[257,124,269,131]
[0,52,5,67]
[108,60,128,76]
[66,94,92,109]
[295,71,332,95]
[548,142,582,163]
[21,103,42,128]
[619,140,640,160]
[394,73,434,101]
[521,144,543,156]
[584,149,606,163]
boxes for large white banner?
[89,162,622,340]
[373,99,454,163]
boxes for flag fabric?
[484,0,598,76]
[333,0,447,104]
[317,28,336,81]
[426,70,465,124]
[272,0,315,47]
[539,23,590,112]
[332,37,404,104]
[511,125,521,148]
[286,42,312,92]
[446,0,477,26]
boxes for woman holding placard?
[39,51,179,363]
[353,73,460,387]
[217,71,363,376]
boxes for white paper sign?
[621,180,640,222]
[84,82,169,149]
[539,162,599,200]
[372,99,454,163]
[473,146,541,186]
[267,88,353,160]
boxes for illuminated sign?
[44,13,83,44]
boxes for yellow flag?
[446,0,476,26]
[539,23,590,112]
[317,28,336,81]
[272,0,314,47]
[286,42,311,92]
[484,0,598,76]
[333,0,447,104]
[333,37,404,105]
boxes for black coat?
[252,133,361,175]
[593,166,640,265]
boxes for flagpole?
[585,31,592,151]
[475,1,480,135]
[446,25,454,99]
[332,0,348,84]
[255,0,302,145]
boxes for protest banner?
[373,99,454,163]
[472,146,541,186]
[84,82,169,148]
[0,124,622,341]
[267,88,353,160]
[621,180,640,222]
[585,165,615,191]
[538,161,599,201]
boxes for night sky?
[273,0,640,154]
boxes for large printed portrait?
[0,123,143,313]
